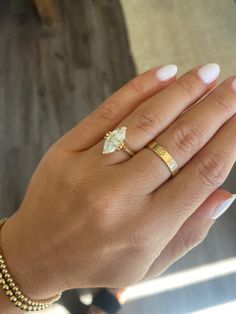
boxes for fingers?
[150,111,236,246]
[97,63,219,164]
[55,65,177,151]
[142,189,233,281]
[123,75,236,194]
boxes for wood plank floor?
[0,1,136,313]
[0,1,236,314]
[0,0,136,217]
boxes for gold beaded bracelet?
[0,217,62,311]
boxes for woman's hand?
[1,63,236,301]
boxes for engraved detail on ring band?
[147,141,179,176]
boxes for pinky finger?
[142,189,235,281]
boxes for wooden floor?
[0,0,136,217]
[0,0,135,313]
[0,1,236,314]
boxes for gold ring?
[147,141,179,176]
[103,127,135,157]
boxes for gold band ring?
[103,127,135,157]
[147,141,179,176]
[122,144,135,157]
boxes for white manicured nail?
[156,64,178,81]
[211,194,236,219]
[231,78,236,92]
[198,63,220,84]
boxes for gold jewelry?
[103,127,135,157]
[0,218,62,311]
[147,141,179,176]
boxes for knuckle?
[94,101,119,123]
[128,76,145,94]
[198,150,228,187]
[171,119,204,156]
[133,109,163,137]
[211,93,234,115]
[176,78,196,98]
[181,230,207,252]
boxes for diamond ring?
[103,127,135,156]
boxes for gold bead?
[9,282,15,288]
[19,294,25,301]
[20,304,28,310]
[15,290,21,297]
[6,290,13,296]
[3,284,9,290]
[0,236,62,310]
[15,301,22,307]
[10,296,17,302]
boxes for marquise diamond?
[103,127,127,154]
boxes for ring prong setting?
[103,127,127,154]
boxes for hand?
[1,64,236,300]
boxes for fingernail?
[198,63,220,84]
[156,64,178,81]
[211,194,236,219]
[231,78,236,92]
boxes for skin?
[0,65,235,313]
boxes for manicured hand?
[1,64,236,301]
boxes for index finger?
[55,65,177,151]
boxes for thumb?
[142,188,236,280]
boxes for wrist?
[0,212,63,302]
[0,284,22,314]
